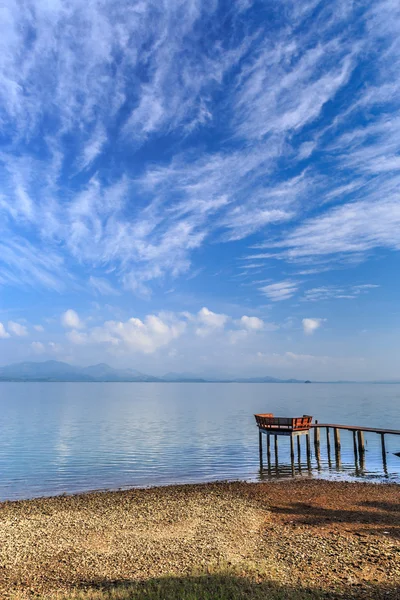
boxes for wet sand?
[0,480,399,599]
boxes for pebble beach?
[0,480,399,599]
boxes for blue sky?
[0,0,400,379]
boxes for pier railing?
[255,413,400,476]
[255,414,312,433]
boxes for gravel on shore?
[0,479,399,599]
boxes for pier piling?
[290,434,295,462]
[334,428,341,453]
[326,427,332,466]
[314,423,321,467]
[290,435,295,475]
[334,428,341,468]
[274,438,279,474]
[381,433,387,474]
[357,430,365,454]
[352,430,358,470]
[255,414,400,478]
[306,433,312,470]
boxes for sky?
[0,0,400,380]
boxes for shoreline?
[2,468,399,506]
[0,479,399,599]
[1,473,398,505]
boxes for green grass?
[29,565,390,600]
[48,574,334,600]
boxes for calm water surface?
[0,382,399,500]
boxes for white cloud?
[239,316,264,331]
[8,321,28,336]
[0,323,10,339]
[31,341,45,354]
[33,325,44,332]
[87,314,186,354]
[260,281,298,301]
[66,330,87,345]
[61,309,84,330]
[48,342,62,354]
[302,318,325,335]
[62,307,269,355]
[195,307,228,337]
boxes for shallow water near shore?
[0,382,399,500]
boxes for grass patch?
[28,564,394,600]
[38,573,341,600]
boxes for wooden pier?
[255,414,400,475]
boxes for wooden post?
[290,434,295,460]
[274,435,279,473]
[357,430,365,453]
[381,433,387,474]
[306,432,311,470]
[380,432,386,456]
[352,430,358,468]
[297,434,302,471]
[314,426,320,451]
[358,430,365,470]
[333,428,341,468]
[334,428,341,453]
[267,433,271,462]
[314,425,321,467]
[290,434,295,475]
[326,427,331,466]
[259,430,263,467]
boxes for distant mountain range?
[0,361,310,383]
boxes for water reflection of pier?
[255,414,400,476]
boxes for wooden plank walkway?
[311,424,400,436]
[255,413,400,476]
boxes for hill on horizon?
[0,360,310,383]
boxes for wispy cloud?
[0,0,399,298]
[89,277,119,297]
[260,280,298,301]
[302,284,379,302]
[267,199,400,261]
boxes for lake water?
[0,382,399,500]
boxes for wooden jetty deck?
[255,413,400,475]
[311,423,400,436]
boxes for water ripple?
[0,382,399,500]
